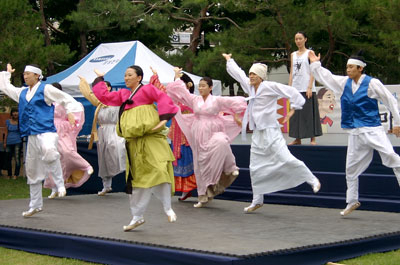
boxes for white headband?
[249,63,268,80]
[347,59,366,68]
[24,65,43,80]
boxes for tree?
[0,0,73,86]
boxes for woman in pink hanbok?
[166,68,247,208]
[44,83,93,198]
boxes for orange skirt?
[174,174,196,192]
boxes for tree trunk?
[324,24,335,68]
[274,8,291,72]
[321,1,335,68]
[79,31,88,59]
[77,0,88,59]
[38,0,55,75]
[185,6,207,72]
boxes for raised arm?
[92,77,126,106]
[268,81,305,110]
[223,53,251,95]
[0,64,24,102]
[216,96,247,116]
[44,84,83,126]
[308,51,347,95]
[78,76,100,107]
[44,85,83,114]
[165,79,196,109]
[149,67,166,93]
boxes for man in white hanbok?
[223,53,321,213]
[308,51,400,216]
[0,63,82,217]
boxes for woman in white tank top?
[288,31,322,145]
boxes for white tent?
[46,40,222,96]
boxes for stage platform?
[68,133,400,213]
[1,193,400,265]
[2,132,400,264]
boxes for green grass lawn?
[0,176,399,265]
[0,176,50,200]
[0,247,97,265]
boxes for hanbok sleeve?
[165,79,196,110]
[216,96,247,115]
[143,84,179,121]
[369,78,400,126]
[149,74,166,93]
[92,77,125,106]
[79,77,100,106]
[310,62,347,95]
[226,59,251,95]
[0,71,23,102]
[265,81,305,110]
[44,84,83,113]
[215,96,247,142]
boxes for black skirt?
[289,92,323,139]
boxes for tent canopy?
[46,40,221,96]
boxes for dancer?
[309,51,400,216]
[43,83,93,198]
[3,108,22,179]
[166,67,247,208]
[79,78,126,196]
[90,66,178,231]
[223,53,321,213]
[0,63,82,217]
[288,31,322,145]
[149,67,197,201]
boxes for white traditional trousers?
[101,176,113,189]
[26,132,64,209]
[346,128,400,204]
[249,128,319,202]
[129,183,172,219]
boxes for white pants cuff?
[29,183,43,209]
[252,193,264,205]
[102,177,112,189]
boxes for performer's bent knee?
[41,148,60,163]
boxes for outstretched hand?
[78,75,86,81]
[173,67,182,80]
[234,113,242,127]
[282,109,295,124]
[152,120,167,131]
[94,69,105,77]
[308,50,321,64]
[7,63,15,74]
[67,113,76,126]
[392,126,400,137]
[222,53,232,61]
[150,66,157,75]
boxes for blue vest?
[18,83,56,137]
[341,75,381,129]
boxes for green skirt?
[118,104,175,191]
